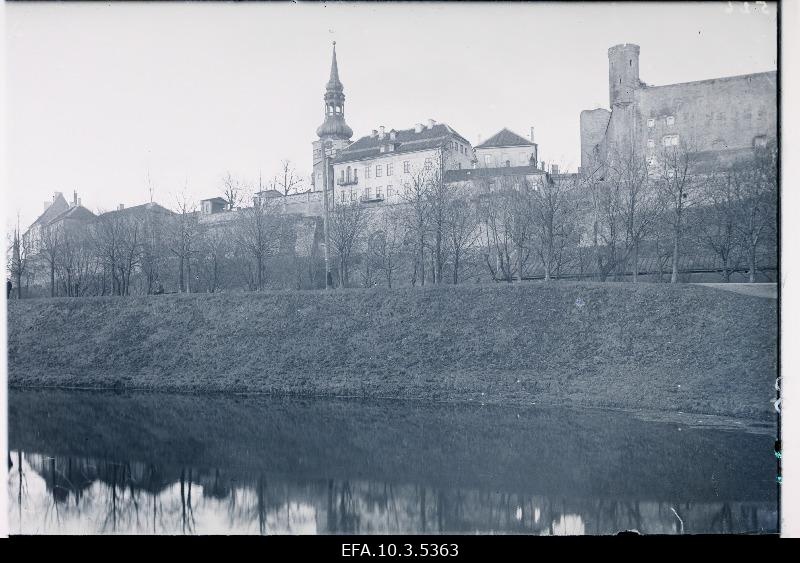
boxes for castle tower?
[312,42,353,191]
[608,43,640,107]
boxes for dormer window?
[647,118,655,128]
[666,115,675,127]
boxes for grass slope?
[7,282,778,419]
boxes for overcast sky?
[4,1,777,228]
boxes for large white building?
[331,120,476,206]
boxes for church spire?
[326,41,343,92]
[316,41,353,140]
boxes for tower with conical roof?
[312,42,353,191]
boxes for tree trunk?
[632,240,639,283]
[670,228,679,284]
[749,244,757,283]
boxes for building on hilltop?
[474,128,539,170]
[23,191,97,254]
[331,119,476,206]
[579,43,777,175]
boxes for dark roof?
[96,202,174,219]
[445,165,547,183]
[30,193,70,228]
[333,122,471,164]
[47,205,96,225]
[476,128,534,149]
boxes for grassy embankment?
[7,282,777,419]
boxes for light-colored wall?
[475,146,537,169]
[332,140,475,206]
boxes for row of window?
[339,185,400,203]
[345,158,433,183]
[647,115,675,128]
[450,141,469,155]
[646,134,680,149]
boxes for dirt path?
[695,283,777,299]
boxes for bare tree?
[329,200,370,288]
[732,145,778,283]
[697,170,741,282]
[38,223,63,297]
[275,160,303,196]
[197,224,230,293]
[656,139,697,283]
[400,162,434,285]
[169,194,199,293]
[234,192,280,291]
[608,146,662,281]
[367,207,405,288]
[91,210,142,296]
[478,184,517,283]
[56,228,99,296]
[425,149,455,284]
[445,197,480,285]
[526,173,578,281]
[8,222,31,299]
[222,172,244,211]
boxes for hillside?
[7,282,778,419]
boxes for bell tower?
[312,42,353,191]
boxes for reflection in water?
[9,451,776,535]
[8,389,778,535]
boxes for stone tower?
[608,43,640,107]
[312,42,353,191]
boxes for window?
[365,166,371,179]
[484,155,492,166]
[346,166,351,182]
[340,191,346,203]
[662,134,679,147]
[364,187,371,200]
[350,190,356,201]
[376,186,383,199]
[339,170,345,183]
[387,162,394,176]
[403,161,410,173]
[353,169,358,181]
[666,116,675,127]
[424,158,432,170]
[647,139,655,149]
[647,118,655,128]
[387,185,393,199]
[376,165,383,177]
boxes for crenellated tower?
[312,42,353,191]
[608,43,640,107]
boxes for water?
[8,389,778,535]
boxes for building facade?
[580,43,777,174]
[474,128,538,170]
[331,119,476,206]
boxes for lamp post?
[322,147,335,290]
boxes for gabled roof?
[96,202,174,220]
[476,128,535,149]
[47,205,96,225]
[29,193,70,229]
[333,122,471,164]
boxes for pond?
[7,389,778,535]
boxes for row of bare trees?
[7,145,777,297]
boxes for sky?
[4,1,778,229]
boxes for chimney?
[78,197,82,207]
[372,129,378,138]
[118,203,125,211]
[414,123,424,133]
[379,126,385,139]
[427,118,435,129]
[551,164,559,175]
[389,129,396,140]
[72,190,78,207]
[530,127,535,143]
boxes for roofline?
[333,145,449,165]
[638,69,776,92]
